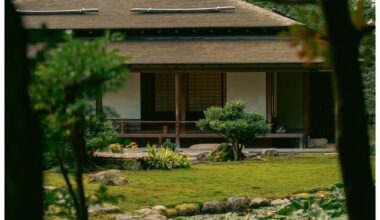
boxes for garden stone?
[315,191,332,198]
[226,197,250,211]
[136,208,156,215]
[152,205,167,215]
[249,197,270,208]
[114,214,139,220]
[309,138,328,147]
[196,152,210,161]
[189,143,220,150]
[175,203,200,216]
[261,149,279,157]
[292,193,313,199]
[165,208,177,217]
[43,185,57,191]
[88,204,121,215]
[141,213,167,220]
[270,198,290,206]
[201,200,225,213]
[87,169,128,186]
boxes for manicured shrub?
[162,139,176,151]
[143,144,190,170]
[197,100,270,161]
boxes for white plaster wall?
[103,72,141,119]
[226,72,266,116]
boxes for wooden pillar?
[180,73,187,131]
[266,72,274,124]
[175,72,181,148]
[303,72,309,147]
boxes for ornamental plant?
[144,144,190,170]
[196,100,270,161]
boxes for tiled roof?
[16,0,298,29]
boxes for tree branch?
[55,152,80,214]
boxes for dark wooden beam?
[180,73,187,131]
[175,72,181,148]
[266,72,274,123]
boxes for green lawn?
[45,155,344,212]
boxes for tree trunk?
[319,0,375,219]
[232,143,239,161]
[65,89,88,220]
[5,1,43,219]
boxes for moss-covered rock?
[87,169,128,186]
[201,200,225,214]
[226,197,250,211]
[208,143,245,162]
[249,197,270,208]
[175,203,200,216]
[165,208,178,217]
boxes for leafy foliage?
[30,32,129,219]
[44,185,124,219]
[272,184,347,219]
[85,117,119,156]
[143,144,191,170]
[162,139,177,151]
[197,100,270,160]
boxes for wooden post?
[303,72,309,148]
[180,73,187,131]
[175,72,181,148]
[120,118,124,135]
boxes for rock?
[152,205,167,215]
[114,214,139,220]
[308,138,328,147]
[292,193,313,199]
[175,203,200,216]
[261,149,279,157]
[226,197,250,211]
[242,151,257,159]
[88,169,128,186]
[136,208,155,215]
[136,208,167,220]
[315,191,332,198]
[141,214,167,220]
[189,143,220,150]
[196,152,210,161]
[249,197,270,208]
[270,199,290,206]
[201,200,225,213]
[43,185,57,191]
[88,204,121,215]
[165,208,177,217]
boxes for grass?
[45,155,344,212]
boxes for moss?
[165,208,178,217]
[175,203,200,216]
[208,143,245,162]
[44,155,357,213]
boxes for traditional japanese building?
[16,0,335,148]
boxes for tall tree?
[251,0,375,218]
[319,0,375,219]
[5,1,43,219]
